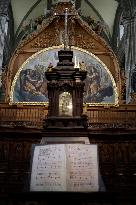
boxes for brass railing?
[0,104,136,130]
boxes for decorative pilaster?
[0,0,10,98]
[123,13,136,103]
[120,0,136,103]
[0,15,8,69]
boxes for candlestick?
[74,56,77,68]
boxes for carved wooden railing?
[0,103,136,130]
[87,105,136,130]
[0,104,48,129]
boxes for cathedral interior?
[0,0,136,204]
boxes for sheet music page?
[66,144,99,192]
[30,144,66,191]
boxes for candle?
[77,58,80,68]
[74,56,77,68]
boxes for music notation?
[30,144,99,192]
[66,144,99,192]
[30,145,66,191]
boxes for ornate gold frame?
[10,45,119,107]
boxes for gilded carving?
[30,31,59,48]
[120,70,126,103]
[6,2,121,104]
[130,93,136,104]
[9,45,118,106]
[75,33,96,50]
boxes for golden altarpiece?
[0,2,136,205]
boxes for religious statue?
[47,63,54,72]
[94,21,103,35]
[79,61,86,71]
[59,92,72,116]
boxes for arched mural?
[10,46,118,105]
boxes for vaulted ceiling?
[11,0,118,36]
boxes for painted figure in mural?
[12,48,115,104]
[84,66,113,103]
[18,68,48,102]
[131,65,136,93]
[85,67,101,102]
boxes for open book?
[30,144,99,192]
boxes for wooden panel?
[0,133,136,204]
[0,104,136,130]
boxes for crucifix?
[54,8,75,50]
[64,8,69,50]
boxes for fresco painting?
[11,47,117,104]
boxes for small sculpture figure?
[94,21,103,35]
[47,63,53,72]
[79,61,86,71]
